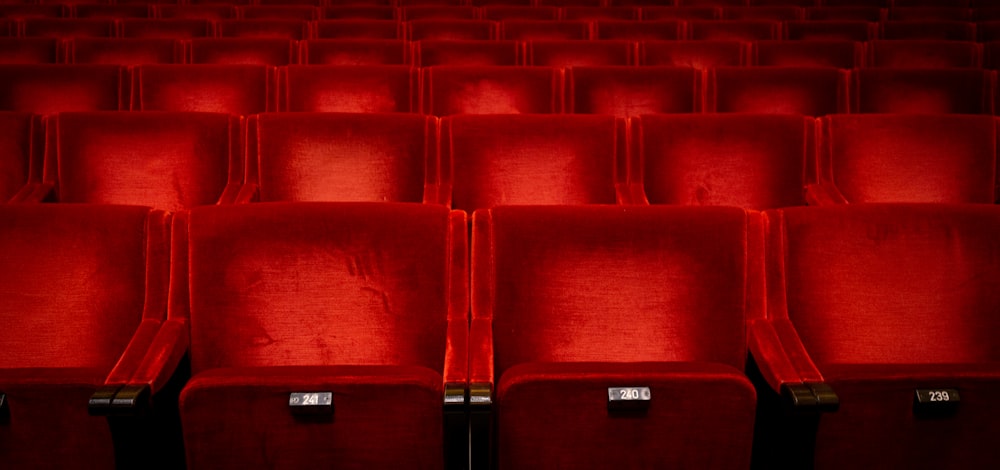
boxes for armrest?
[423,182,451,207]
[616,182,649,205]
[748,318,838,412]
[89,318,163,415]
[444,317,468,409]
[804,182,848,206]
[8,182,53,203]
[103,317,189,417]
[469,317,493,408]
[218,182,246,205]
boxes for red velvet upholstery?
[0,204,170,468]
[527,40,635,66]
[632,113,813,209]
[237,5,318,20]
[279,65,417,112]
[412,39,521,66]
[881,20,976,41]
[481,6,559,20]
[755,204,1000,468]
[0,64,128,113]
[812,114,998,204]
[313,19,402,39]
[156,4,236,20]
[500,20,592,40]
[0,37,59,64]
[243,113,436,203]
[118,19,213,39]
[0,5,66,19]
[36,111,243,210]
[784,20,878,41]
[978,21,1000,42]
[865,40,982,68]
[889,6,974,20]
[804,6,884,21]
[473,205,761,469]
[687,20,782,41]
[301,38,407,65]
[851,68,995,114]
[593,20,683,40]
[563,6,639,20]
[566,66,701,116]
[215,19,310,39]
[639,40,747,67]
[188,38,295,66]
[752,40,862,68]
[21,18,116,38]
[132,64,275,114]
[320,6,396,20]
[640,6,721,20]
[440,114,624,210]
[171,202,467,468]
[0,112,42,202]
[74,4,150,18]
[67,38,183,65]
[423,65,562,115]
[722,6,805,20]
[401,5,478,20]
[707,66,849,116]
[407,19,498,40]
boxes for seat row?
[1,64,995,116]
[1,0,997,9]
[3,111,998,212]
[5,37,1000,69]
[2,201,998,469]
[13,17,1000,41]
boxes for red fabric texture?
[214,19,310,39]
[816,114,998,204]
[567,66,701,116]
[313,20,402,39]
[722,5,803,20]
[423,65,563,115]
[881,20,976,40]
[132,64,276,114]
[866,40,982,68]
[401,6,478,20]
[408,19,498,40]
[244,112,435,203]
[641,6,720,20]
[784,20,878,41]
[593,20,683,40]
[157,5,236,20]
[279,65,417,112]
[632,113,813,209]
[563,6,637,20]
[639,39,747,67]
[854,68,995,114]
[74,4,149,18]
[118,19,213,39]
[0,38,59,64]
[188,38,295,66]
[527,39,635,67]
[0,112,42,202]
[752,40,863,68]
[318,6,396,20]
[0,64,128,113]
[67,38,183,65]
[687,20,781,40]
[707,66,849,116]
[412,39,521,66]
[805,6,884,21]
[301,39,408,65]
[21,18,116,38]
[42,112,243,210]
[500,19,592,40]
[889,6,972,20]
[481,6,559,21]
[238,5,318,20]
[441,114,623,211]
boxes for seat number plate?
[608,387,651,410]
[289,392,333,415]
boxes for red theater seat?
[527,40,636,67]
[155,5,236,20]
[188,38,296,66]
[279,65,417,112]
[242,113,437,203]
[888,7,973,21]
[0,112,42,203]
[472,205,760,469]
[751,203,1000,469]
[866,40,981,68]
[236,5,319,20]
[313,19,401,39]
[149,202,468,468]
[0,64,128,113]
[500,20,592,40]
[809,114,998,204]
[67,38,183,65]
[687,20,782,41]
[851,68,995,114]
[722,6,805,20]
[27,112,242,210]
[407,19,498,41]
[983,41,1000,69]
[707,66,849,116]
[439,114,624,210]
[401,6,477,20]
[640,6,720,20]
[215,19,311,40]
[301,39,408,65]
[784,20,877,41]
[422,66,563,115]
[631,113,813,209]
[118,19,213,39]
[881,21,976,41]
[562,6,639,20]
[639,40,747,68]
[566,66,701,116]
[0,204,171,469]
[0,37,59,64]
[803,6,883,21]
[132,64,276,115]
[593,20,684,40]
[21,18,115,38]
[320,6,396,20]
[481,6,559,21]
[73,4,150,19]
[752,40,862,68]
[412,39,520,66]
[0,5,65,19]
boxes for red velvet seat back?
[765,204,1000,366]
[527,40,635,67]
[45,112,242,211]
[866,40,982,68]
[422,65,563,115]
[313,19,402,39]
[476,205,759,378]
[67,38,183,65]
[301,39,408,65]
[0,64,128,113]
[634,113,813,209]
[21,18,116,38]
[246,113,435,203]
[215,19,311,40]
[412,39,521,66]
[185,203,458,375]
[752,40,862,68]
[408,19,498,40]
[853,68,995,114]
[707,66,849,116]
[0,37,59,64]
[593,20,683,40]
[119,19,213,39]
[566,66,701,115]
[818,114,998,204]
[500,20,592,40]
[279,65,417,112]
[188,38,296,66]
[0,112,41,202]
[784,20,877,41]
[639,40,747,68]
[441,114,622,211]
[687,20,782,41]
[132,64,275,115]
